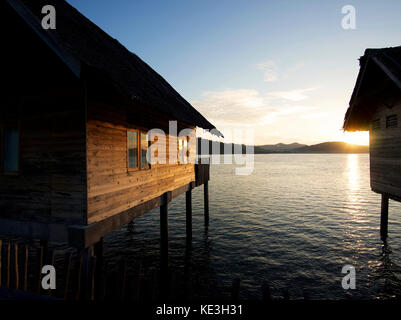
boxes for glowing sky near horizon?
[67,0,400,146]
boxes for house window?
[140,132,149,168]
[2,126,19,173]
[386,115,398,128]
[178,136,189,164]
[127,130,138,169]
[127,130,149,170]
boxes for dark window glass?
[127,131,138,169]
[386,115,398,128]
[141,132,149,168]
[3,128,19,172]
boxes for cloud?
[257,60,278,82]
[256,60,307,83]
[269,86,320,101]
[191,89,269,127]
[191,89,318,129]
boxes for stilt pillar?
[160,194,169,272]
[204,181,209,226]
[93,238,104,264]
[93,237,104,299]
[186,190,192,242]
[160,193,170,297]
[380,194,389,240]
[40,240,49,263]
[81,246,91,300]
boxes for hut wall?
[370,99,401,200]
[86,102,196,224]
[0,5,87,227]
[0,98,87,225]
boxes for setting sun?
[338,131,369,146]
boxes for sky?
[67,0,401,146]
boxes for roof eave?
[372,55,401,90]
[8,0,81,78]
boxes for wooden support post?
[160,196,169,272]
[40,240,49,263]
[36,239,49,294]
[6,242,10,289]
[81,247,91,300]
[46,249,56,296]
[90,256,97,301]
[160,193,169,298]
[204,181,209,226]
[93,238,104,300]
[48,249,55,267]
[94,238,104,263]
[37,246,43,293]
[99,262,107,301]
[13,243,19,290]
[75,254,83,300]
[186,190,192,242]
[23,245,28,291]
[381,194,389,240]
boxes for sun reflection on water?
[346,154,364,224]
[347,154,359,192]
[344,154,366,258]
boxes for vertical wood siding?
[370,99,401,199]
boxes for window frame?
[386,114,398,129]
[127,129,150,172]
[140,131,150,170]
[127,129,140,172]
[177,136,190,164]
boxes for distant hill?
[291,141,369,154]
[197,138,368,155]
[254,143,307,153]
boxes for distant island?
[197,139,369,155]
[254,141,369,154]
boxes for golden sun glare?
[340,131,369,146]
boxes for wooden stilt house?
[343,46,401,239]
[1,0,220,248]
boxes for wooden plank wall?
[0,94,87,225]
[1,7,87,227]
[370,98,401,199]
[86,118,196,224]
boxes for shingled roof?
[343,46,401,131]
[8,0,222,136]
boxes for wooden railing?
[0,240,235,301]
[0,240,303,300]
